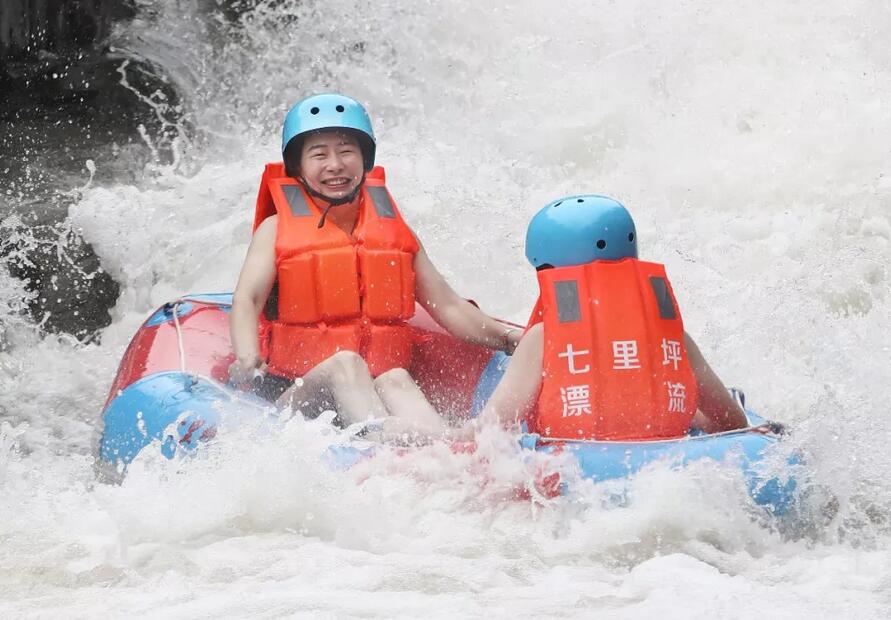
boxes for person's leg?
[277,350,388,424]
[372,368,447,442]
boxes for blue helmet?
[281,93,376,171]
[525,194,638,268]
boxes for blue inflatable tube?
[521,423,797,511]
[99,370,797,515]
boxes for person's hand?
[228,356,265,389]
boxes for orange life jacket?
[253,163,420,378]
[528,258,698,441]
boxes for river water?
[2,0,890,617]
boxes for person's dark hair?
[282,129,369,178]
[283,138,304,178]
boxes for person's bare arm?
[476,323,544,429]
[685,332,748,433]
[229,216,277,381]
[414,243,521,352]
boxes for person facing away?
[229,93,521,441]
[472,195,748,439]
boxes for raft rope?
[165,297,243,396]
[171,300,189,378]
[165,296,232,378]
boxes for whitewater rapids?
[1,0,890,616]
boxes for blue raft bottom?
[100,370,798,515]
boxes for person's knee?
[373,367,414,392]
[323,350,371,384]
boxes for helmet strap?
[299,173,366,229]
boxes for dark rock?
[0,0,130,58]
[1,1,186,341]
[1,216,121,341]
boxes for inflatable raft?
[98,294,798,514]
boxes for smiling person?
[229,93,520,441]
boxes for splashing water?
[2,0,891,616]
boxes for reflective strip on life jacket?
[532,258,698,440]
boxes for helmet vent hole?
[577,198,584,203]
[554,201,563,207]
[597,240,607,250]
[628,232,635,242]
[310,107,320,115]
[335,105,345,112]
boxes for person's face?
[299,131,364,200]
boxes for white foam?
[2,0,891,616]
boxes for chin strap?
[300,173,366,229]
